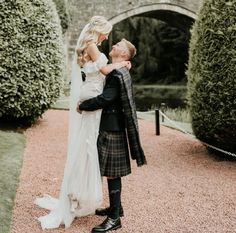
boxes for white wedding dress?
[34,52,108,229]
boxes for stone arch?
[67,1,202,59]
[104,2,196,108]
[109,3,197,26]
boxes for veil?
[67,24,90,152]
[60,24,92,193]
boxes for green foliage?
[133,85,187,110]
[0,130,25,233]
[102,17,190,84]
[134,85,186,100]
[53,0,69,33]
[187,0,236,153]
[0,0,64,124]
[160,107,191,123]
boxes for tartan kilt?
[97,131,131,177]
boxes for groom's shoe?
[95,205,124,217]
[91,217,121,232]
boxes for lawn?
[0,130,25,233]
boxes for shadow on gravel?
[206,147,236,162]
[0,119,28,133]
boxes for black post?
[155,109,160,135]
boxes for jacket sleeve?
[79,71,120,111]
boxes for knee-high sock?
[108,178,122,206]
[107,177,121,219]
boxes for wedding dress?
[34,45,108,229]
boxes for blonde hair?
[76,16,112,66]
[121,38,137,59]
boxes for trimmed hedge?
[0,0,64,124]
[187,0,236,153]
[134,85,187,110]
[53,0,69,33]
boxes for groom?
[77,39,146,232]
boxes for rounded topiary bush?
[187,0,236,153]
[53,0,69,33]
[0,0,64,124]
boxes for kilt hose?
[97,131,131,177]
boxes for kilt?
[97,131,131,177]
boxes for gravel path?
[10,110,236,233]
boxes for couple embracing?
[35,16,146,233]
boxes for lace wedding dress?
[34,52,108,229]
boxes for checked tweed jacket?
[117,67,147,167]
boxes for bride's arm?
[100,61,131,75]
[87,43,131,75]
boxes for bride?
[34,16,130,229]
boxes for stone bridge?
[67,0,203,59]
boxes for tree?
[104,17,189,84]
[187,0,236,153]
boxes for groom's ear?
[121,50,129,60]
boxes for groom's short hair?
[121,38,136,59]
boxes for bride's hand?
[125,61,132,70]
[117,61,132,70]
[76,102,82,114]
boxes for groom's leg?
[93,131,130,232]
[92,177,122,233]
[108,177,124,216]
[95,178,124,217]
[107,177,121,219]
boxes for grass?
[138,107,193,134]
[134,84,186,89]
[149,104,191,123]
[161,107,191,123]
[52,98,69,110]
[158,107,193,134]
[0,130,25,233]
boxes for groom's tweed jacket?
[117,67,147,166]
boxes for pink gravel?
[10,109,236,233]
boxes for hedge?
[53,0,69,33]
[187,0,236,153]
[0,0,64,125]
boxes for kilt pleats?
[97,131,131,177]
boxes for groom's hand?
[76,102,82,114]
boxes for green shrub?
[133,85,187,110]
[53,0,69,33]
[134,85,186,100]
[0,0,64,124]
[187,0,236,153]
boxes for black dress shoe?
[95,206,124,217]
[91,217,121,232]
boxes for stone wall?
[66,0,202,69]
[68,0,202,46]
